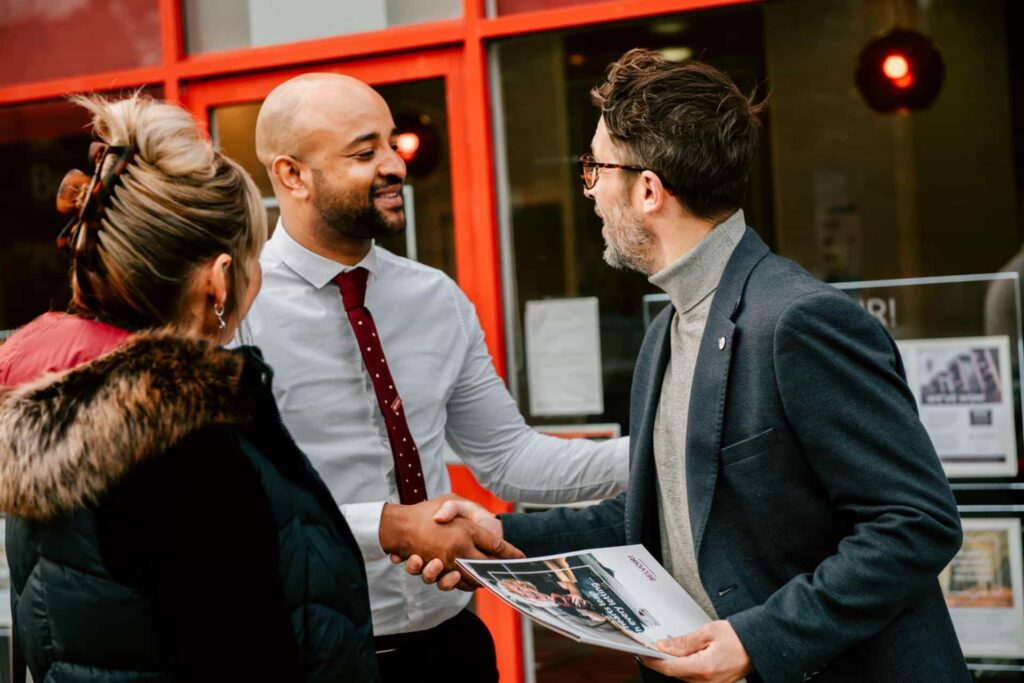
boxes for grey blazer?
[502,227,969,682]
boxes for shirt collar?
[648,209,746,316]
[269,217,378,290]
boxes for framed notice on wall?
[830,273,1024,480]
[897,336,1018,478]
[941,518,1024,658]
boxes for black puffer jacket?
[0,332,379,682]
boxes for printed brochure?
[457,544,709,659]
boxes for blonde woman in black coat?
[0,94,379,682]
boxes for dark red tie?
[335,267,427,504]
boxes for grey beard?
[602,207,656,275]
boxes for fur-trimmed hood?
[0,333,256,521]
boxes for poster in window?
[940,517,1024,658]
[896,335,1018,478]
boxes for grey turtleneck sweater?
[648,210,746,620]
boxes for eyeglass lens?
[579,156,597,189]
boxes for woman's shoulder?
[0,312,131,386]
[0,332,262,523]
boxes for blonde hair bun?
[66,93,267,331]
[72,93,216,179]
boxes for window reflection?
[0,1,160,86]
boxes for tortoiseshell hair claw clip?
[56,141,135,262]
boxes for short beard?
[601,199,657,275]
[312,168,405,241]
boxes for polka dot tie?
[335,267,426,504]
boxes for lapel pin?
[718,336,726,350]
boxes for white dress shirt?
[241,221,629,636]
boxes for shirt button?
[718,336,726,350]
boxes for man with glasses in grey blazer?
[416,49,969,683]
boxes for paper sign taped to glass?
[457,544,709,659]
[524,297,604,417]
[896,335,1018,478]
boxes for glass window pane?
[183,0,462,54]
[0,1,161,86]
[0,89,163,335]
[495,0,1023,423]
[211,77,456,278]
[494,1,1023,676]
[493,6,771,435]
[764,0,1020,283]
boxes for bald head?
[255,73,392,169]
[254,72,407,261]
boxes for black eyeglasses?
[577,153,645,190]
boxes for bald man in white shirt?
[244,73,629,682]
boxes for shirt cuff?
[339,500,387,562]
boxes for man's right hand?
[378,494,523,583]
[398,498,516,591]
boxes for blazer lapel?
[685,227,770,557]
[685,310,735,557]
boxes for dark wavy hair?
[591,49,767,220]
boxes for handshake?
[377,495,755,682]
[379,493,522,590]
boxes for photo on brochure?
[457,544,710,659]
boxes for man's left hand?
[639,620,753,682]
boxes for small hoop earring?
[214,303,226,330]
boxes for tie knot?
[335,266,369,310]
